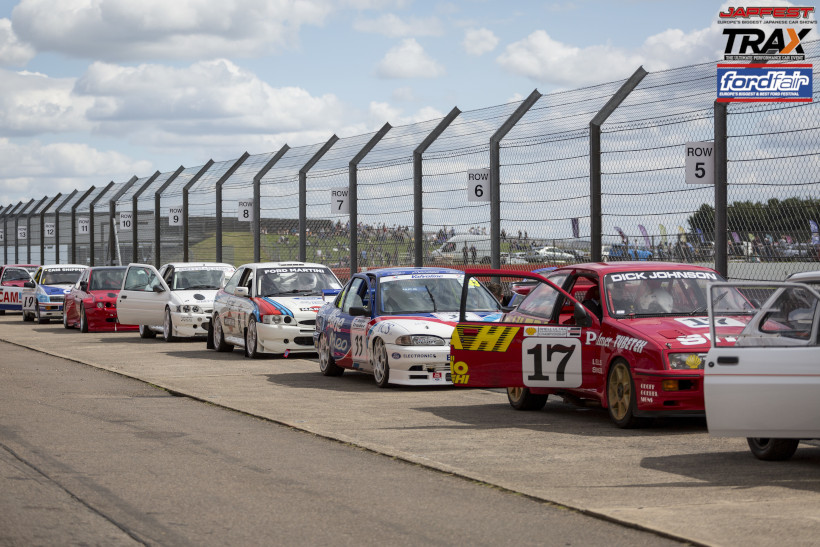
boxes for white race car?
[22,264,87,323]
[209,262,343,358]
[116,262,236,341]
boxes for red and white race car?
[449,263,754,428]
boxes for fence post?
[54,191,77,264]
[107,176,138,266]
[589,67,647,262]
[253,145,290,263]
[182,161,215,262]
[349,123,392,277]
[0,204,8,265]
[15,199,35,263]
[88,182,115,266]
[714,102,728,278]
[414,107,461,267]
[39,194,62,265]
[299,135,339,262]
[130,173,161,264]
[5,202,23,264]
[491,89,542,269]
[216,153,250,263]
[153,167,184,267]
[26,196,49,264]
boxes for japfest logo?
[716,6,815,102]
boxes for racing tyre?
[244,317,261,358]
[371,338,391,388]
[0,310,5,315]
[507,387,548,411]
[139,325,157,339]
[23,310,33,322]
[318,334,344,377]
[606,360,649,429]
[36,306,49,324]
[212,314,233,352]
[79,307,88,333]
[63,308,72,329]
[747,438,800,461]
[162,308,177,343]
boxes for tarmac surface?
[1,314,818,546]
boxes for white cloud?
[0,69,93,135]
[0,18,35,67]
[353,13,443,37]
[10,0,333,61]
[391,86,416,102]
[376,38,445,79]
[462,28,498,56]
[0,138,152,204]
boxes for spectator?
[462,243,469,264]
[470,245,477,264]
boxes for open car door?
[704,281,820,441]
[450,269,600,391]
[116,263,171,327]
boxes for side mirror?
[23,281,35,288]
[234,287,249,297]
[349,305,369,317]
[152,284,166,293]
[574,303,592,328]
[79,281,88,292]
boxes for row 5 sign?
[685,142,714,185]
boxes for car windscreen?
[170,268,233,291]
[89,268,126,291]
[603,270,751,317]
[380,274,500,314]
[1,268,31,282]
[257,267,342,297]
[42,269,84,286]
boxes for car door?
[704,282,820,438]
[227,268,256,341]
[328,277,369,364]
[451,271,599,389]
[21,267,42,314]
[116,264,170,326]
[67,269,89,323]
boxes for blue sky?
[0,0,810,205]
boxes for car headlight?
[395,335,445,346]
[262,315,293,325]
[668,353,706,370]
[96,302,104,309]
[191,305,200,313]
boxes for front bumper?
[631,368,704,414]
[38,300,64,318]
[384,344,452,386]
[257,322,316,355]
[85,306,138,332]
[169,311,211,337]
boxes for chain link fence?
[3,43,818,284]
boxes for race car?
[449,263,755,428]
[705,279,820,460]
[63,266,137,332]
[21,264,87,323]
[209,262,343,358]
[314,267,503,387]
[116,262,236,341]
[0,264,38,314]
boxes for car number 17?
[521,338,583,388]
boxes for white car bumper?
[169,311,211,337]
[384,344,452,386]
[257,322,317,355]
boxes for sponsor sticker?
[523,326,581,338]
[717,64,813,102]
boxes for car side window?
[758,286,819,343]
[76,269,89,289]
[224,268,243,294]
[342,278,367,313]
[517,281,562,321]
[123,267,160,292]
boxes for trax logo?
[723,29,811,55]
[719,7,814,19]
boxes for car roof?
[3,264,38,268]
[41,264,86,269]
[88,266,126,271]
[786,270,820,282]
[552,261,720,275]
[363,267,464,278]
[163,262,234,269]
[241,262,328,269]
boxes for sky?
[0,0,813,206]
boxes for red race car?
[450,263,754,428]
[63,266,137,332]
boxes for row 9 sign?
[169,207,183,226]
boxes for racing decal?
[609,271,719,282]
[452,325,519,352]
[262,267,328,275]
[639,382,658,404]
[677,333,737,346]
[523,326,581,338]
[451,360,470,384]
[261,297,294,316]
[584,331,648,353]
[350,317,369,361]
[392,352,401,359]
[521,338,583,388]
[674,317,746,329]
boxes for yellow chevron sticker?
[452,324,519,352]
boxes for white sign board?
[119,212,133,231]
[77,217,90,235]
[685,142,714,185]
[467,169,491,202]
[169,207,183,226]
[331,187,349,215]
[17,225,27,241]
[238,200,253,222]
[44,222,55,238]
[0,229,4,242]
